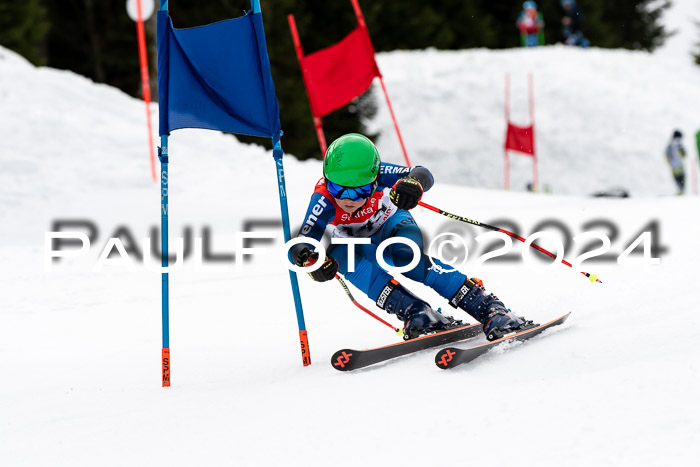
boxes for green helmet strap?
[324,133,381,187]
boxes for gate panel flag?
[300,25,380,118]
[157,10,280,137]
[505,123,535,155]
[155,2,311,370]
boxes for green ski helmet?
[324,133,381,188]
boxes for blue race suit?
[293,163,467,304]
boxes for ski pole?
[335,275,403,336]
[417,201,602,284]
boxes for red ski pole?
[335,275,403,335]
[417,201,602,284]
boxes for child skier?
[292,133,528,339]
[516,1,544,48]
[665,130,686,194]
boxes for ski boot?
[449,278,533,341]
[376,279,461,340]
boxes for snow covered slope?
[368,1,700,196]
[1,3,700,464]
[372,46,700,196]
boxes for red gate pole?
[288,14,328,156]
[529,73,538,191]
[135,0,156,182]
[377,77,411,166]
[313,117,327,155]
[350,0,412,166]
[505,74,511,190]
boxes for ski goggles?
[325,180,376,201]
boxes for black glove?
[390,177,423,210]
[296,248,339,282]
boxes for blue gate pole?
[272,133,310,366]
[159,0,171,387]
[159,141,171,385]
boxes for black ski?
[331,322,483,371]
[435,312,571,369]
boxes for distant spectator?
[561,0,590,48]
[517,1,544,47]
[665,130,686,194]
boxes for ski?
[435,312,571,369]
[331,322,483,372]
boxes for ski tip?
[331,350,355,371]
[435,347,459,369]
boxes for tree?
[574,0,670,51]
[0,0,50,65]
[44,0,152,97]
[6,0,674,161]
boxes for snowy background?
[1,1,699,466]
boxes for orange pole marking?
[299,330,311,366]
[162,348,170,387]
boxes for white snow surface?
[1,3,700,464]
